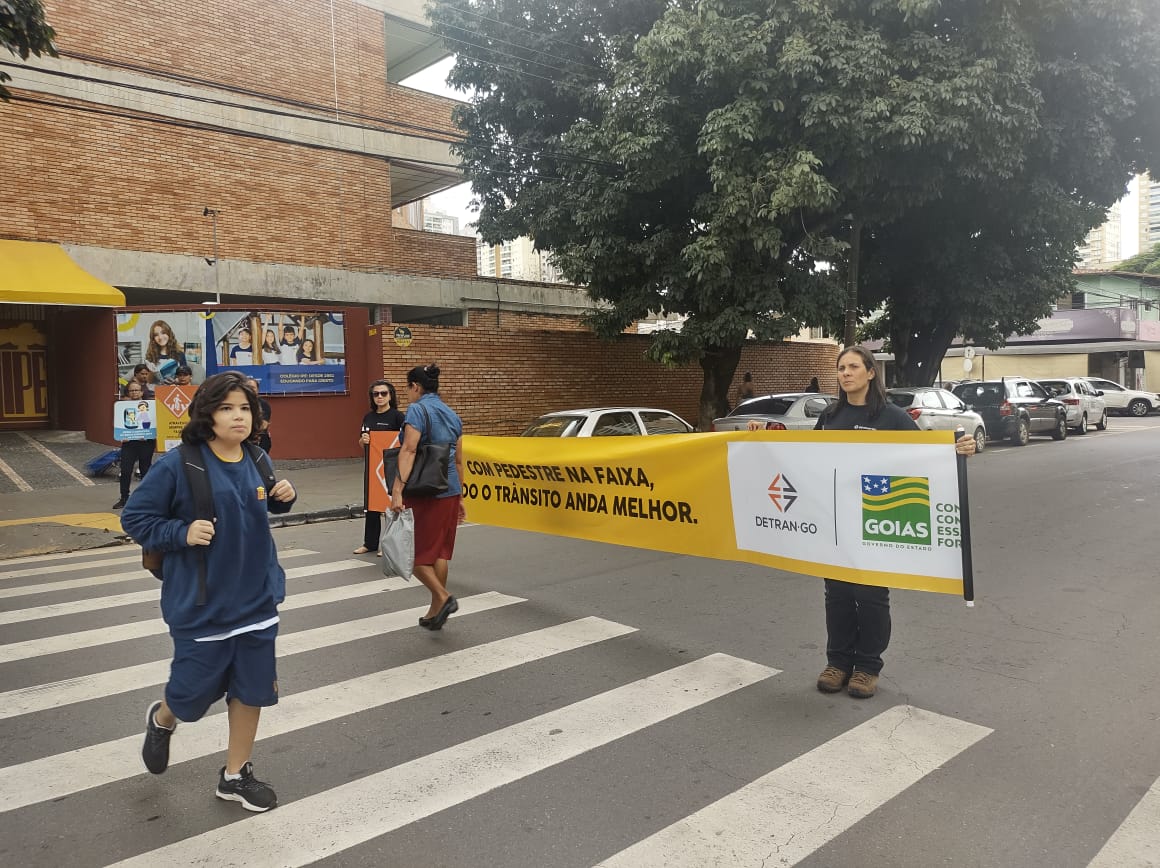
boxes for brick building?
[1,0,835,453]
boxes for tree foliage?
[1114,242,1160,275]
[430,0,1160,416]
[0,0,57,102]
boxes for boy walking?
[121,371,296,811]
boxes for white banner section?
[727,434,966,594]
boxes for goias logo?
[861,475,931,545]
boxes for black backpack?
[141,442,276,606]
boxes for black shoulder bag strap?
[178,443,215,606]
[243,441,277,492]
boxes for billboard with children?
[115,309,347,396]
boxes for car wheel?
[973,427,986,454]
[1096,410,1108,431]
[1129,399,1149,417]
[1051,414,1067,440]
[1011,418,1029,446]
[1075,413,1088,435]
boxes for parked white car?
[1082,378,1160,417]
[1038,378,1108,433]
[886,387,988,452]
[710,393,837,431]
[522,407,695,437]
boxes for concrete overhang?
[355,0,453,83]
[7,55,461,208]
[65,244,597,316]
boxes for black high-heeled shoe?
[428,596,458,631]
[418,614,435,629]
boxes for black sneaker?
[141,700,175,774]
[112,498,127,510]
[216,762,278,812]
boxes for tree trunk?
[843,216,863,347]
[697,345,743,430]
[890,321,958,386]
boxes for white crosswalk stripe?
[0,558,370,624]
[0,550,1027,867]
[1088,776,1160,867]
[0,591,525,720]
[0,548,315,598]
[109,653,776,868]
[0,544,142,571]
[594,704,993,867]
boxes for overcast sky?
[402,57,1142,256]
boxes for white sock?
[223,769,243,781]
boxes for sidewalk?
[0,458,368,560]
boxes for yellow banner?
[461,431,971,597]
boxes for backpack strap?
[178,443,215,606]
[243,441,277,492]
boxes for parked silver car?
[711,393,837,431]
[1082,377,1160,417]
[1037,378,1108,433]
[522,407,695,437]
[886,387,988,452]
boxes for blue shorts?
[165,624,279,722]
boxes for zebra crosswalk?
[0,544,1156,867]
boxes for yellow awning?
[0,240,126,306]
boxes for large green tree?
[431,0,1160,420]
[0,0,57,102]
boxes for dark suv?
[951,379,1068,446]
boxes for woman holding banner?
[810,345,975,699]
[390,363,465,630]
[354,380,404,555]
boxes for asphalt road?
[2,416,1159,867]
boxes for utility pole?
[203,207,221,304]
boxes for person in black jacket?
[811,346,976,699]
[354,379,405,554]
[245,377,272,454]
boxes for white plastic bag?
[379,508,414,580]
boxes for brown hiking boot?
[816,666,851,693]
[847,670,879,699]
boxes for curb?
[269,504,364,528]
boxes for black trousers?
[363,510,382,551]
[119,440,154,499]
[824,579,891,675]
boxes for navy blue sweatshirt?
[121,443,295,640]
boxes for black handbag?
[385,403,451,498]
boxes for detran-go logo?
[767,473,798,512]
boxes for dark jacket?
[120,443,294,639]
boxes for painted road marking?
[1088,775,1160,867]
[16,432,95,486]
[0,592,525,719]
[0,549,315,597]
[0,568,406,663]
[1,617,643,814]
[0,558,373,624]
[106,653,774,867]
[594,704,992,867]
[0,455,32,492]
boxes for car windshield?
[953,383,1005,405]
[887,392,917,408]
[1039,381,1069,398]
[639,411,691,434]
[522,415,585,437]
[731,397,794,416]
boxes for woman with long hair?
[144,320,187,384]
[812,346,976,699]
[260,329,279,365]
[354,379,405,554]
[296,338,319,365]
[389,363,465,629]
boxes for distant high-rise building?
[423,209,460,235]
[1138,172,1160,254]
[477,236,566,283]
[1077,203,1122,268]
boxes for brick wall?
[376,313,840,433]
[2,1,469,273]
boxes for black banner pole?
[956,446,975,604]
